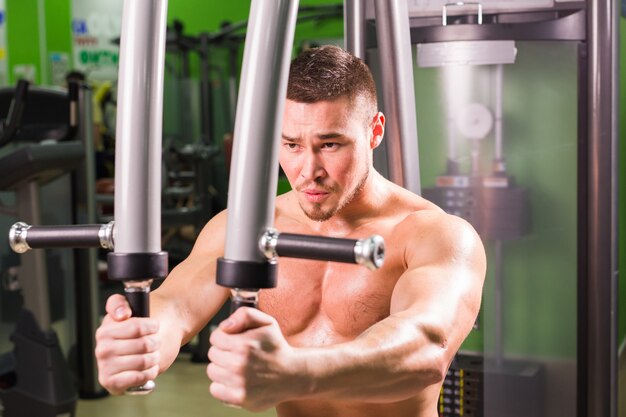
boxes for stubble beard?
[298,167,370,222]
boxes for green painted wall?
[413,41,579,357]
[43,0,72,84]
[44,0,71,54]
[167,0,342,40]
[5,0,72,85]
[6,0,42,83]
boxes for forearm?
[150,292,187,372]
[296,314,449,403]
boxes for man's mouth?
[302,189,330,203]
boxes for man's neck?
[304,170,390,236]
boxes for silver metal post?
[114,0,168,395]
[344,0,367,60]
[15,182,50,331]
[373,0,421,194]
[586,0,618,416]
[114,0,167,255]
[223,0,298,262]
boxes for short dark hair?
[287,45,377,119]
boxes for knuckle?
[131,372,148,387]
[231,357,247,374]
[142,337,155,352]
[207,347,217,364]
[94,325,108,342]
[140,320,157,335]
[94,343,109,360]
[209,331,218,346]
[206,363,216,380]
[152,351,161,366]
[145,365,159,380]
[99,375,120,395]
[129,320,144,337]
[236,387,247,404]
[139,355,151,369]
[141,351,159,369]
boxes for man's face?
[280,96,380,222]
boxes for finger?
[208,346,242,368]
[101,351,161,376]
[95,335,160,359]
[209,381,244,407]
[209,327,235,350]
[220,307,276,334]
[96,317,159,341]
[100,365,159,396]
[105,294,132,321]
[206,362,244,387]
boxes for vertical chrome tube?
[15,182,50,331]
[373,0,421,194]
[586,0,618,416]
[114,0,167,255]
[344,0,367,60]
[223,0,298,262]
[113,0,168,395]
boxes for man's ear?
[370,112,385,149]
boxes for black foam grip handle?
[125,289,149,318]
[275,233,357,264]
[24,225,103,248]
[230,299,258,314]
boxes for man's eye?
[321,143,339,149]
[284,143,299,150]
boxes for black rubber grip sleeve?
[275,233,357,264]
[124,289,149,318]
[24,224,103,248]
[230,299,258,313]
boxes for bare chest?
[258,248,404,346]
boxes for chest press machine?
[4,0,407,402]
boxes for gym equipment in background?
[7,0,170,397]
[0,81,82,417]
[350,0,618,416]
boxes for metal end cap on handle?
[126,380,155,395]
[259,228,279,260]
[9,222,31,253]
[354,235,385,271]
[99,221,115,250]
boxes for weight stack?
[439,353,545,417]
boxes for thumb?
[219,307,275,334]
[105,294,132,321]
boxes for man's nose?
[300,149,325,180]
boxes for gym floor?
[77,351,625,417]
[76,353,277,417]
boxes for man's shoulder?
[395,203,477,239]
[395,206,484,272]
[386,190,483,257]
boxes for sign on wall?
[71,0,122,81]
[50,52,70,86]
